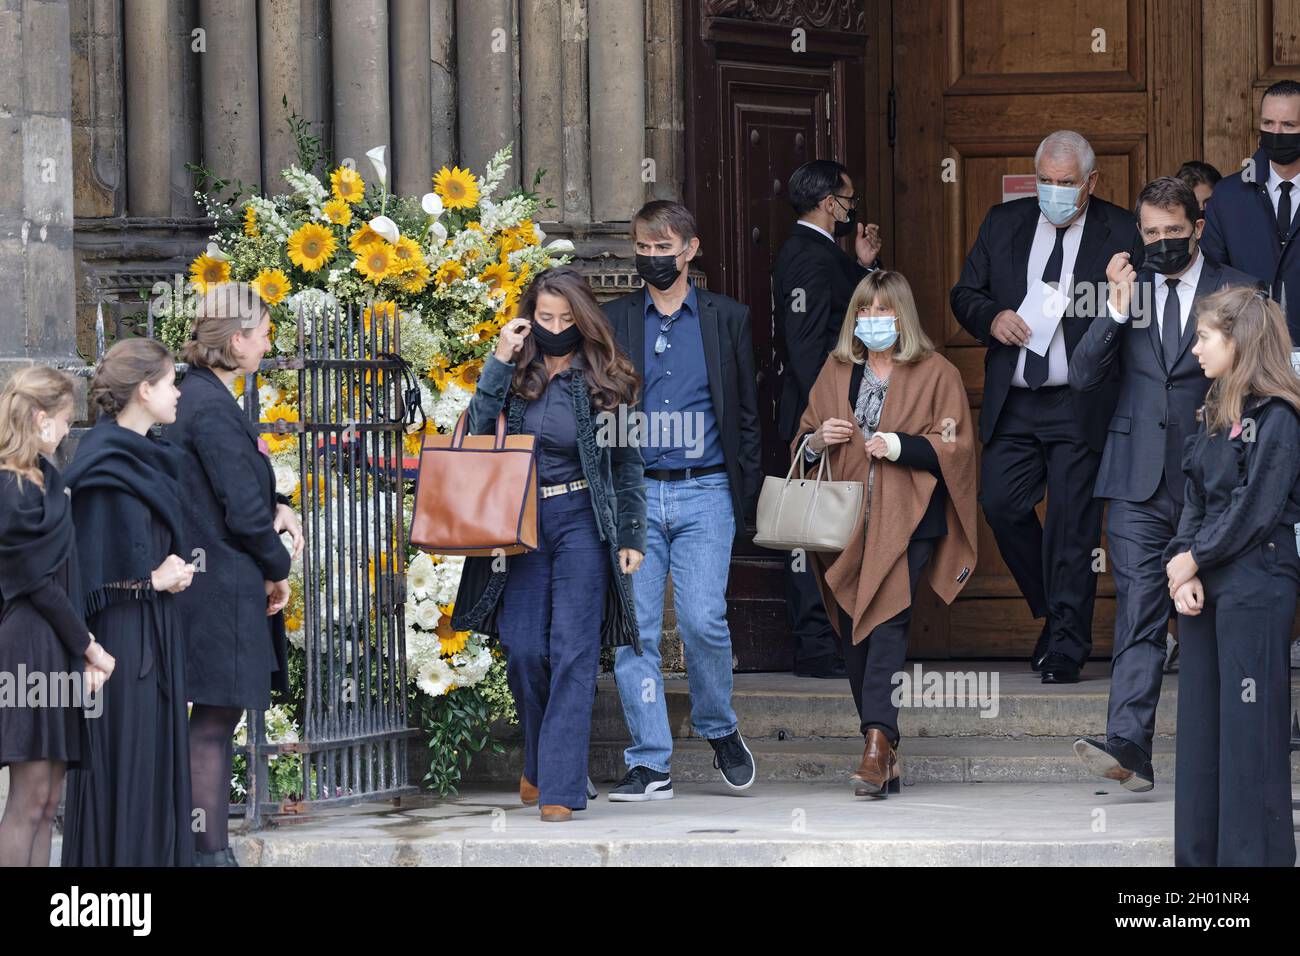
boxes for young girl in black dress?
[61,338,197,867]
[0,365,116,866]
[1165,286,1300,867]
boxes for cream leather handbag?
[753,436,863,554]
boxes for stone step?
[461,734,1300,786]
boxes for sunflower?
[387,235,421,273]
[252,268,291,306]
[429,354,452,390]
[356,243,395,285]
[362,300,397,334]
[188,253,230,294]
[287,222,337,272]
[399,263,431,294]
[497,229,526,256]
[292,472,326,508]
[261,404,300,454]
[435,260,464,285]
[435,604,471,655]
[330,166,366,205]
[348,222,384,253]
[243,206,259,237]
[432,166,480,210]
[450,358,483,393]
[478,261,514,295]
[322,197,352,227]
[467,318,499,343]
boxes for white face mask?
[1037,181,1083,226]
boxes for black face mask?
[1144,235,1195,275]
[830,196,858,238]
[1260,130,1300,166]
[531,322,582,357]
[635,252,684,292]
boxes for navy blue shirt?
[522,351,586,485]
[641,286,724,470]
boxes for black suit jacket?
[1069,257,1263,503]
[164,365,291,706]
[771,223,872,441]
[603,286,762,529]
[950,195,1145,452]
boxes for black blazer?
[164,365,291,709]
[771,223,871,441]
[602,287,762,528]
[1201,147,1300,343]
[950,195,1145,452]
[1069,257,1263,503]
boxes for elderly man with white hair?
[950,130,1144,684]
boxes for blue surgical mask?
[854,315,899,352]
[1037,181,1084,226]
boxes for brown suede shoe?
[519,775,539,806]
[540,805,572,822]
[851,729,900,798]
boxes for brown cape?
[793,351,978,644]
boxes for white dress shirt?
[1266,164,1300,226]
[1011,208,1088,388]
[796,219,836,242]
[1108,248,1204,340]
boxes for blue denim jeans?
[614,471,738,772]
[497,487,608,809]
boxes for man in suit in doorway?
[1069,177,1261,791]
[950,130,1144,684]
[770,159,882,678]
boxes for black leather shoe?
[794,655,848,679]
[1073,736,1154,792]
[1030,622,1050,672]
[1038,652,1080,684]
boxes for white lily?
[421,192,444,217]
[369,215,400,245]
[205,242,229,261]
[365,146,388,189]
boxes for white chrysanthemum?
[405,627,440,674]
[272,461,297,497]
[413,599,442,631]
[259,382,283,408]
[416,655,456,697]
[407,554,436,592]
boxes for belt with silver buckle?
[539,479,590,499]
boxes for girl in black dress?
[61,338,197,867]
[164,283,303,866]
[1165,287,1300,867]
[0,364,116,866]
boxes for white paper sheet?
[1015,278,1071,357]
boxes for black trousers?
[785,552,839,666]
[979,386,1103,664]
[1174,524,1298,867]
[1105,478,1181,759]
[838,538,935,743]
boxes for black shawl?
[63,416,186,618]
[0,456,77,603]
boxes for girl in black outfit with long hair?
[0,365,116,866]
[61,338,197,866]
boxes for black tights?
[189,704,243,854]
[0,760,65,866]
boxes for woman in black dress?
[61,338,197,867]
[164,283,303,866]
[0,364,116,866]
[1165,286,1300,867]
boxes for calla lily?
[430,221,448,246]
[545,238,575,254]
[369,215,400,245]
[366,146,388,188]
[421,192,444,217]
[206,242,229,261]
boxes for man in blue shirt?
[601,201,762,800]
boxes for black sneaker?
[608,765,673,802]
[709,731,756,791]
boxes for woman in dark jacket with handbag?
[452,266,646,822]
[164,283,304,865]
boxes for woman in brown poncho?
[796,270,978,798]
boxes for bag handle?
[787,434,834,486]
[449,410,508,449]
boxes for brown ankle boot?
[851,729,900,798]
[539,804,572,822]
[519,775,539,806]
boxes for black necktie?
[1162,277,1182,369]
[1024,226,1068,389]
[1279,181,1294,243]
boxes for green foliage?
[419,684,504,797]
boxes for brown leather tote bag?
[409,409,539,557]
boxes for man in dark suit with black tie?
[1069,177,1260,790]
[770,160,882,678]
[1201,80,1300,344]
[951,130,1144,684]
